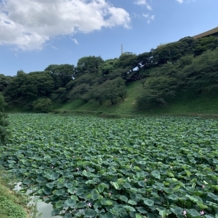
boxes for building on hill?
[193,27,218,39]
[157,26,218,48]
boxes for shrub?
[32,98,53,113]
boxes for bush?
[32,98,53,113]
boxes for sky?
[0,0,218,76]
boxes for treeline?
[0,93,9,144]
[0,35,218,112]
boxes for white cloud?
[176,0,195,3]
[143,13,155,23]
[0,0,130,50]
[176,0,184,3]
[71,38,79,45]
[51,45,58,50]
[134,0,152,10]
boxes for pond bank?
[0,173,31,218]
[14,182,61,218]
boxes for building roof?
[193,27,218,39]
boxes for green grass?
[55,81,144,115]
[0,171,31,218]
[54,81,218,117]
[141,92,218,116]
[6,81,218,117]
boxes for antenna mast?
[121,44,123,55]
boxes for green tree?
[0,93,9,144]
[33,98,53,113]
[0,74,11,92]
[193,36,218,56]
[179,48,218,93]
[3,70,27,106]
[69,84,92,102]
[137,75,178,109]
[115,53,138,70]
[4,71,55,109]
[51,87,68,103]
[91,86,107,105]
[99,58,118,76]
[92,78,127,105]
[139,62,179,107]
[76,56,104,76]
[45,64,75,89]
[137,52,153,69]
[152,46,171,64]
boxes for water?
[14,183,61,218]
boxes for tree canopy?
[1,35,218,111]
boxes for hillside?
[2,35,218,117]
[0,171,32,218]
[53,80,218,117]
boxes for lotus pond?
[0,114,218,218]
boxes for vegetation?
[1,35,218,114]
[0,114,218,217]
[0,93,9,145]
[33,98,53,113]
[0,169,33,218]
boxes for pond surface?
[35,201,61,218]
[14,183,61,218]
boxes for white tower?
[121,44,123,55]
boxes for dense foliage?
[32,98,53,113]
[0,93,9,144]
[0,114,218,217]
[1,35,218,111]
[136,48,218,109]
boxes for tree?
[3,70,28,106]
[137,52,153,69]
[51,87,68,103]
[76,56,104,76]
[45,64,75,89]
[99,58,118,76]
[152,46,171,64]
[91,86,107,105]
[4,71,55,109]
[0,93,9,144]
[115,53,138,71]
[0,74,11,92]
[92,78,127,105]
[193,36,218,56]
[137,76,178,109]
[69,84,92,102]
[178,37,195,55]
[179,48,218,93]
[33,98,53,113]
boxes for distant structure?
[192,26,218,39]
[157,26,218,48]
[121,44,123,55]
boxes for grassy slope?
[0,172,31,218]
[55,81,218,116]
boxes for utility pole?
[121,44,123,55]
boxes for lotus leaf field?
[0,114,218,218]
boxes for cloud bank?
[0,0,130,50]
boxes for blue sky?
[0,0,218,76]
